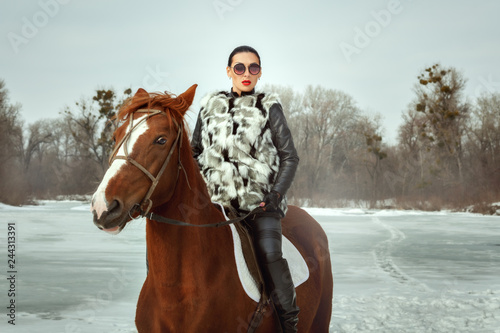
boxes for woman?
[191,45,300,332]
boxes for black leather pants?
[251,215,299,333]
[252,215,284,265]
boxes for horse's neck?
[146,150,233,287]
[155,149,220,225]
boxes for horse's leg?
[136,279,164,333]
[309,236,333,332]
[309,276,333,332]
[282,206,333,333]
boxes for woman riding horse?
[191,45,300,332]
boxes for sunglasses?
[232,63,261,75]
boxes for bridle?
[108,108,188,217]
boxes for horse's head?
[91,84,197,234]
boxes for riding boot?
[262,258,300,333]
[251,215,299,332]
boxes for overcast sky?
[2,0,499,143]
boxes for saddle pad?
[215,203,310,303]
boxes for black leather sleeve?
[191,110,203,160]
[268,103,299,196]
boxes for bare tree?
[360,115,387,206]
[0,80,23,168]
[264,84,373,204]
[464,92,500,200]
[414,64,469,191]
[469,93,500,167]
[18,120,53,173]
[63,88,131,175]
[0,80,27,204]
[299,86,362,199]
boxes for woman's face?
[226,52,262,95]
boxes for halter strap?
[109,108,185,216]
[108,109,164,166]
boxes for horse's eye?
[155,137,167,145]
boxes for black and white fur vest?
[197,91,288,214]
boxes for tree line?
[271,64,500,212]
[0,81,131,205]
[1,64,499,211]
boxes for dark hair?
[227,45,261,67]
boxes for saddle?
[216,204,267,296]
[214,203,309,301]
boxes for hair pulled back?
[227,45,261,66]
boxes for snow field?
[0,202,498,332]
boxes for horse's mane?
[116,91,190,128]
[114,90,199,180]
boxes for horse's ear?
[177,84,197,109]
[134,88,149,99]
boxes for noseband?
[108,109,187,217]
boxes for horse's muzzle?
[92,199,127,234]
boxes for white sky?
[2,0,500,143]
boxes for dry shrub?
[0,166,30,206]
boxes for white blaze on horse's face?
[91,114,150,225]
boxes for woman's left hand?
[260,191,281,212]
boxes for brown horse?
[90,85,333,332]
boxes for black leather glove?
[260,191,281,212]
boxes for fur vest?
[197,91,288,214]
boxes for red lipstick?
[242,80,251,86]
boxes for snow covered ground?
[0,201,499,332]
